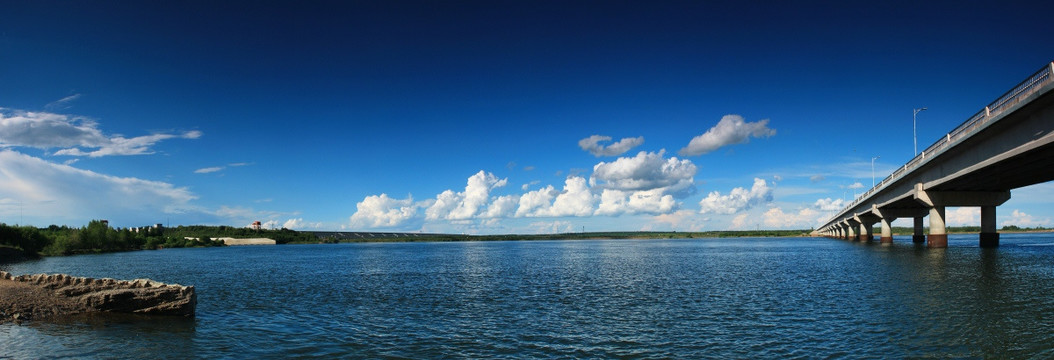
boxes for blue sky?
[1,1,1052,233]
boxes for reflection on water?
[3,234,1054,358]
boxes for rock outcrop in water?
[0,271,195,323]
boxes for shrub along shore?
[0,220,313,259]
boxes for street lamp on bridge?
[913,107,927,155]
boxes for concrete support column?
[846,221,858,241]
[928,206,948,248]
[859,222,873,242]
[912,217,926,243]
[980,206,999,248]
[880,218,893,244]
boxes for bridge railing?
[826,61,1054,226]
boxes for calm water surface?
[3,234,1054,358]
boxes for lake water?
[3,234,1054,358]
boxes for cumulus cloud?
[813,198,844,211]
[257,220,280,230]
[513,177,597,217]
[425,171,508,220]
[549,176,596,217]
[945,207,980,226]
[1003,209,1052,228]
[730,213,751,230]
[810,174,826,183]
[578,135,645,157]
[699,178,773,214]
[482,195,519,218]
[0,150,197,225]
[678,115,776,156]
[349,193,420,228]
[283,218,323,230]
[595,188,676,216]
[649,210,706,231]
[0,108,200,157]
[763,207,820,229]
[847,182,865,189]
[591,150,696,194]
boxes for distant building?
[133,223,164,233]
[251,221,262,231]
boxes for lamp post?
[913,107,927,155]
[871,156,880,187]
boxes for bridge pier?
[927,206,948,248]
[845,220,858,241]
[914,186,1011,248]
[856,212,881,243]
[912,217,926,243]
[980,205,999,248]
[860,222,873,242]
[880,217,893,244]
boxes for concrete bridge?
[814,61,1054,248]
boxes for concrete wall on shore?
[219,238,276,246]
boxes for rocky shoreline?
[0,271,195,323]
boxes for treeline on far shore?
[0,221,316,258]
[312,229,816,243]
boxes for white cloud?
[195,166,224,174]
[730,213,751,230]
[699,178,773,214]
[591,150,696,194]
[810,174,826,183]
[528,220,574,234]
[515,185,558,217]
[578,135,645,157]
[595,188,676,216]
[482,195,519,218]
[513,176,596,217]
[847,182,865,189]
[1002,209,1052,228]
[813,198,844,211]
[549,176,596,217]
[0,108,199,157]
[678,115,776,156]
[349,193,420,228]
[0,150,197,225]
[763,207,820,229]
[649,209,706,231]
[425,171,508,220]
[0,109,106,149]
[44,94,82,111]
[945,207,980,226]
[283,218,323,230]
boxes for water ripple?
[4,236,1054,358]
